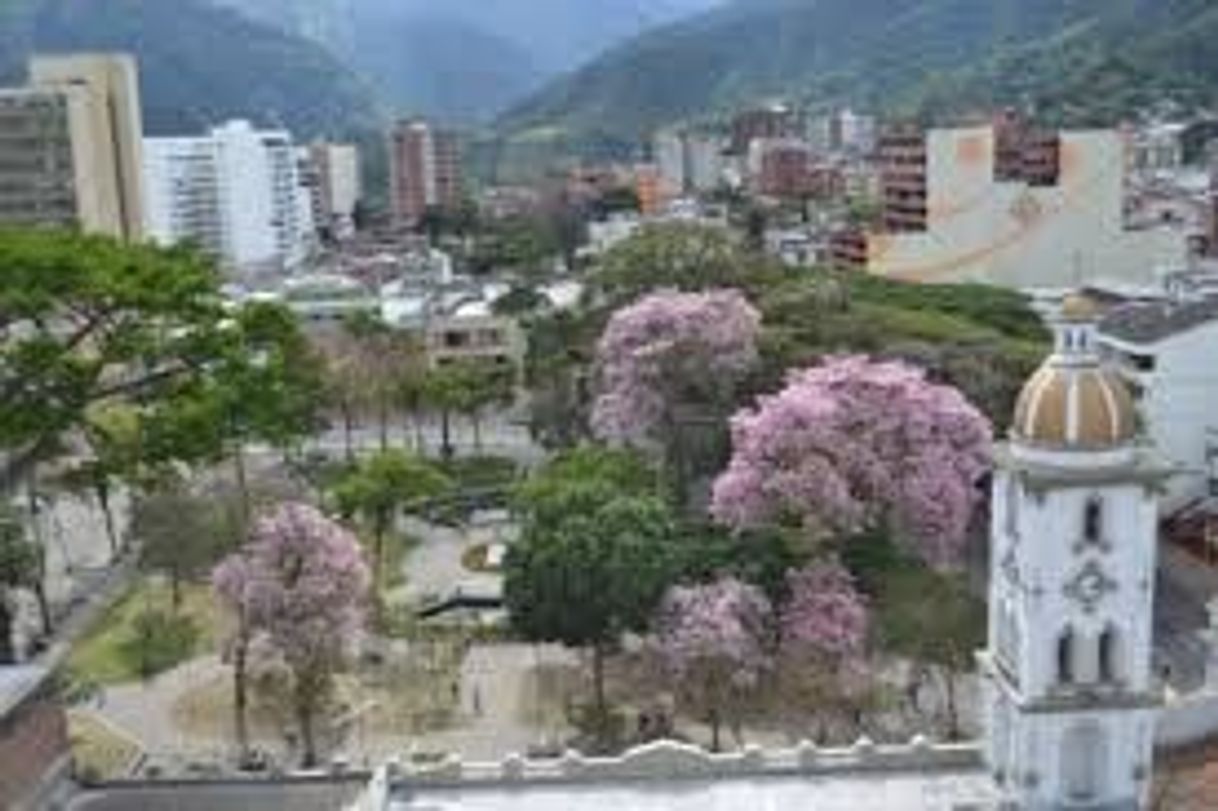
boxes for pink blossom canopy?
[213,502,371,670]
[654,577,772,688]
[780,559,868,660]
[711,356,992,567]
[592,288,761,445]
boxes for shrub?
[117,609,199,680]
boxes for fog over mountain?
[210,0,724,122]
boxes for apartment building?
[0,53,145,240]
[144,120,314,273]
[654,130,727,196]
[390,120,460,227]
[730,104,798,155]
[1099,294,1218,515]
[843,121,1189,288]
[307,142,361,237]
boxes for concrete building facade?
[856,125,1189,288]
[654,130,726,196]
[0,53,146,240]
[144,120,314,273]
[308,142,361,237]
[1099,295,1218,515]
[390,120,460,227]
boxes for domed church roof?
[1010,294,1137,450]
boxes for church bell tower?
[982,295,1168,809]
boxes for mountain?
[500,0,1218,145]
[348,13,544,125]
[208,0,355,58]
[211,0,723,123]
[0,0,382,138]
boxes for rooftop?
[357,739,998,811]
[1099,296,1218,345]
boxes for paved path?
[391,518,506,606]
[420,643,576,760]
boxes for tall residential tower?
[390,120,460,228]
[0,53,146,240]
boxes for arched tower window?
[1099,626,1121,683]
[1083,497,1103,545]
[1057,628,1075,685]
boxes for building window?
[1130,353,1156,372]
[1099,626,1120,683]
[1057,628,1075,685]
[1083,497,1103,545]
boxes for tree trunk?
[412,413,425,455]
[373,517,386,595]
[591,642,608,721]
[709,707,723,753]
[440,410,454,460]
[942,667,961,741]
[341,402,355,463]
[377,399,390,452]
[296,685,318,768]
[0,599,15,664]
[471,413,483,455]
[233,624,250,763]
[25,484,52,636]
[97,482,119,558]
[170,566,182,612]
[233,442,251,529]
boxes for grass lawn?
[68,709,143,781]
[66,577,222,687]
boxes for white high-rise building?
[306,142,361,238]
[144,120,315,272]
[653,130,726,196]
[982,295,1168,809]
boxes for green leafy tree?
[54,405,152,558]
[506,451,678,721]
[846,536,985,741]
[0,231,231,488]
[131,487,225,610]
[453,364,515,454]
[513,446,658,520]
[0,505,38,664]
[332,451,451,596]
[421,364,481,460]
[145,301,326,524]
[523,310,599,451]
[594,223,777,305]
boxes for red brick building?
[390,120,461,228]
[730,105,798,155]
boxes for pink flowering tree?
[213,502,370,767]
[592,289,761,495]
[777,559,874,741]
[780,559,868,660]
[653,577,772,751]
[711,356,992,568]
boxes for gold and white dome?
[1011,294,1138,451]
